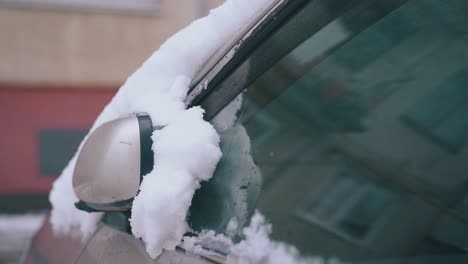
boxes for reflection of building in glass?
[297,166,399,246]
[403,71,468,153]
[225,0,468,259]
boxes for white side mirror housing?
[72,114,154,212]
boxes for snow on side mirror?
[72,113,155,212]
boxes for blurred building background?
[0,0,222,214]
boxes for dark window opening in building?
[39,129,88,176]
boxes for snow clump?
[181,211,344,264]
[49,0,275,259]
[227,212,315,264]
[130,106,222,258]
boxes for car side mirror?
[72,113,155,212]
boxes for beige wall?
[0,0,221,86]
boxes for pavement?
[0,214,45,263]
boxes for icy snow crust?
[49,0,274,259]
[182,211,344,264]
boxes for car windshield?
[192,0,468,262]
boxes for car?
[23,0,468,263]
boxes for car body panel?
[76,225,215,264]
[23,214,219,264]
[23,215,89,264]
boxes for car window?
[191,0,468,262]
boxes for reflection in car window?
[205,0,468,262]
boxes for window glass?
[404,71,468,153]
[206,0,468,261]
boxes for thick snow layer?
[181,211,343,264]
[130,107,222,258]
[49,0,274,259]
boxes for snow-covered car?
[23,0,468,263]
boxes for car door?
[23,215,90,264]
[75,224,215,264]
[188,0,468,263]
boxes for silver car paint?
[73,116,142,205]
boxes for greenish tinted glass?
[210,0,468,261]
[405,72,468,152]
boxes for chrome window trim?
[185,0,306,106]
[189,0,409,120]
[189,0,285,92]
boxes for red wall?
[0,85,116,194]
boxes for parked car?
[24,0,468,263]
